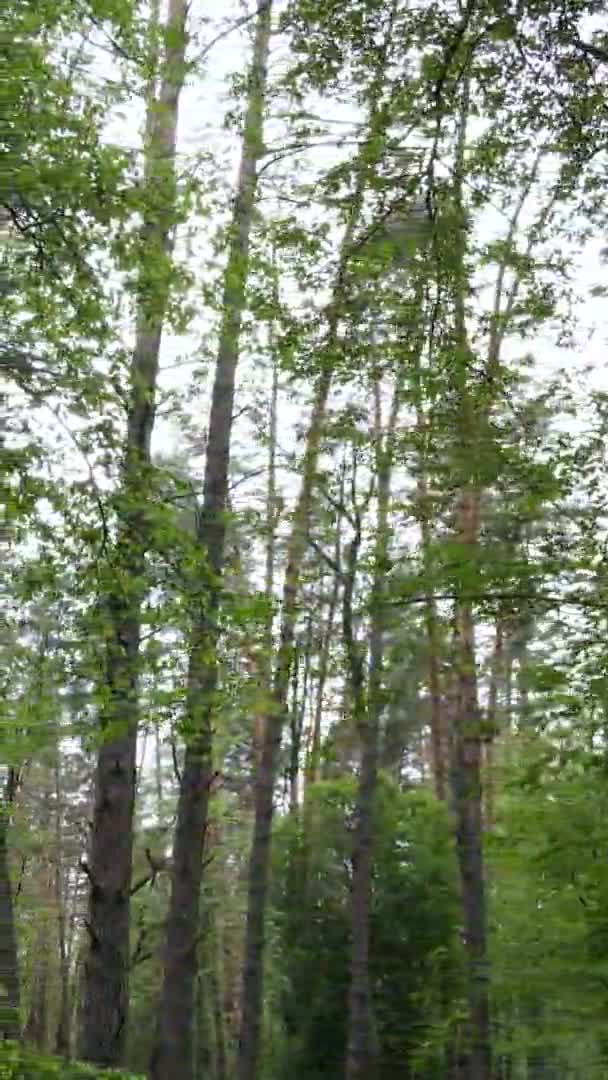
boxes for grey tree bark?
[345,376,399,1080]
[79,1,188,1065]
[0,768,21,1042]
[150,8,273,1079]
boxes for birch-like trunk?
[150,9,273,1079]
[79,2,188,1065]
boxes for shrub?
[0,1043,144,1080]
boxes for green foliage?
[489,736,608,1075]
[269,777,463,1079]
[0,1044,143,1080]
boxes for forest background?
[2,1,608,1079]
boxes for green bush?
[269,777,464,1079]
[0,1043,144,1080]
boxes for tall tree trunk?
[450,490,491,1080]
[24,767,53,1052]
[483,618,504,829]
[0,770,20,1042]
[306,464,346,791]
[345,379,397,1080]
[288,617,311,812]
[343,505,377,1080]
[54,751,71,1057]
[410,274,447,802]
[302,502,343,894]
[447,109,542,1080]
[23,915,50,1050]
[237,79,392,1079]
[80,0,188,1066]
[211,917,228,1080]
[254,307,280,763]
[155,726,164,824]
[150,8,272,1079]
[445,76,493,1080]
[419,488,448,801]
[306,557,341,789]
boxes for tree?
[150,6,273,1079]
[79,0,189,1066]
[3,1,608,1077]
[271,777,461,1080]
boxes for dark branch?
[130,847,167,896]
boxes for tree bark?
[483,618,504,829]
[254,307,280,763]
[54,751,71,1057]
[79,2,188,1065]
[450,491,491,1080]
[155,726,164,824]
[410,280,447,802]
[150,8,272,1079]
[344,508,378,1080]
[419,491,448,801]
[23,917,50,1050]
[211,915,228,1080]
[445,76,493,1080]
[288,618,312,812]
[345,378,397,1080]
[0,770,21,1042]
[306,557,341,789]
[237,371,333,1080]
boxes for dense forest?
[2,1,608,1078]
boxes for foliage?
[2,0,608,1075]
[269,777,463,1079]
[0,1044,143,1080]
[489,735,608,1076]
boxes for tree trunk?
[446,77,492,1080]
[23,918,50,1050]
[0,772,20,1042]
[344,522,379,1080]
[25,777,53,1052]
[450,503,491,1080]
[254,309,280,763]
[53,747,71,1057]
[483,619,504,829]
[410,282,447,802]
[237,365,334,1080]
[155,726,164,824]
[306,558,341,789]
[211,917,228,1080]
[79,0,188,1067]
[150,8,272,1079]
[288,620,311,812]
[237,80,391,1077]
[420,505,448,801]
[345,379,397,1080]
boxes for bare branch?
[194,1,272,65]
[171,736,182,785]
